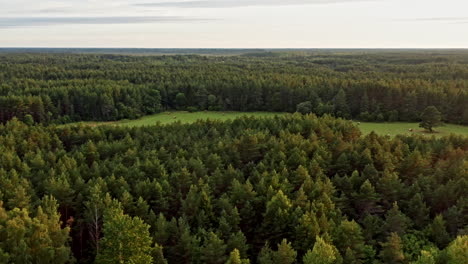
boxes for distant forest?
[0,50,467,124]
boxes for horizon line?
[1,47,468,50]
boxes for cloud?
[0,16,214,28]
[135,0,379,8]
[396,17,468,23]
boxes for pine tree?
[227,231,249,259]
[333,219,366,263]
[303,236,341,264]
[379,233,405,264]
[258,243,275,264]
[262,190,293,243]
[406,193,430,228]
[334,89,350,118]
[352,180,381,216]
[152,243,168,264]
[385,202,410,236]
[273,239,297,264]
[226,249,250,264]
[428,215,451,248]
[295,211,320,254]
[34,196,74,263]
[200,232,227,264]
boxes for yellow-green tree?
[226,248,250,264]
[95,204,158,264]
[0,197,73,264]
[446,235,468,264]
[303,236,341,264]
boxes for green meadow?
[355,121,468,137]
[68,111,468,137]
[71,111,286,127]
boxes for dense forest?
[0,50,467,263]
[0,51,467,124]
[0,114,466,263]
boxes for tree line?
[0,114,466,263]
[0,51,467,124]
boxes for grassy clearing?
[66,111,468,137]
[71,111,287,127]
[356,122,468,137]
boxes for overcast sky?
[0,0,467,48]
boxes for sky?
[0,0,467,48]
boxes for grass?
[66,111,468,137]
[71,111,287,127]
[356,122,468,137]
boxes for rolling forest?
[0,50,467,264]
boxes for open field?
[67,111,468,137]
[71,111,286,127]
[356,122,468,137]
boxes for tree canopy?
[0,114,465,263]
[0,50,467,263]
[419,106,443,132]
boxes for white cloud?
[0,16,214,28]
[0,0,467,48]
[135,0,379,8]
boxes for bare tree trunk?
[88,204,101,254]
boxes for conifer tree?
[379,233,405,264]
[385,202,410,236]
[303,236,341,264]
[274,239,297,264]
[333,219,366,263]
[406,193,430,228]
[226,249,250,264]
[200,232,227,264]
[429,215,451,248]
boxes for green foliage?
[419,106,443,132]
[23,114,34,126]
[333,219,367,262]
[0,114,466,263]
[175,93,187,110]
[410,250,436,264]
[258,239,297,264]
[226,249,250,264]
[296,101,313,114]
[428,215,451,248]
[303,236,341,264]
[1,52,467,124]
[275,239,297,264]
[95,204,156,264]
[385,202,411,236]
[0,197,73,264]
[200,232,227,264]
[379,233,405,264]
[445,235,468,264]
[333,89,350,118]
